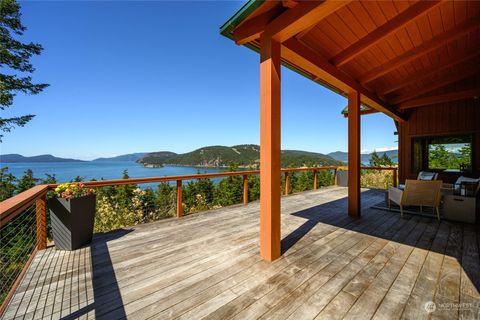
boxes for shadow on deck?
[2,187,479,320]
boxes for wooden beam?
[391,65,480,105]
[282,0,298,9]
[332,0,441,67]
[343,108,379,117]
[36,194,47,250]
[264,0,349,43]
[359,17,479,85]
[243,175,249,205]
[348,91,361,217]
[233,7,283,45]
[398,88,480,109]
[282,38,407,122]
[259,34,281,262]
[176,180,182,218]
[380,50,480,96]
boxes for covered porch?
[3,187,479,319]
[221,0,480,261]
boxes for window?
[412,135,473,173]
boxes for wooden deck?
[2,187,479,319]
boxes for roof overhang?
[221,0,480,123]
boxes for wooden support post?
[176,180,182,218]
[313,170,317,190]
[36,194,47,250]
[348,91,361,217]
[333,168,337,185]
[393,168,398,188]
[243,175,249,205]
[259,34,281,262]
[284,172,289,195]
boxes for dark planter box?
[336,170,348,187]
[49,194,96,251]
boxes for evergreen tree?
[429,145,450,169]
[156,182,175,217]
[184,178,215,213]
[141,187,157,220]
[115,170,136,207]
[369,151,381,167]
[247,174,260,201]
[380,153,394,166]
[0,167,16,200]
[0,0,49,140]
[214,162,242,206]
[459,145,471,167]
[41,173,57,184]
[16,169,37,192]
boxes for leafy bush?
[360,169,394,189]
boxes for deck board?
[2,187,479,320]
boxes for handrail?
[1,166,398,224]
[46,170,261,189]
[0,185,49,227]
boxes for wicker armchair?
[388,179,443,220]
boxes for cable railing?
[0,165,397,314]
[0,185,48,315]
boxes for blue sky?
[2,1,397,160]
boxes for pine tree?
[369,151,381,167]
[1,0,49,140]
[0,167,16,200]
[16,169,37,192]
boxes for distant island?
[92,153,147,162]
[0,154,86,163]
[1,146,398,167]
[136,145,343,168]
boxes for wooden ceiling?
[227,0,480,121]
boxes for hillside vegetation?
[138,144,342,168]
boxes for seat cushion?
[417,171,437,181]
[454,176,480,194]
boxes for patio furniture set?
[388,172,480,223]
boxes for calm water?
[1,162,229,187]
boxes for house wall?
[398,98,480,184]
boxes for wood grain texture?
[2,187,479,320]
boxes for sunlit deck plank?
[2,187,479,320]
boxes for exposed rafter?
[343,109,379,118]
[264,0,349,43]
[358,17,479,85]
[233,6,284,45]
[282,0,298,9]
[332,0,442,67]
[380,50,480,96]
[398,88,480,109]
[391,65,480,105]
[282,38,407,122]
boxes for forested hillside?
[138,145,342,167]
